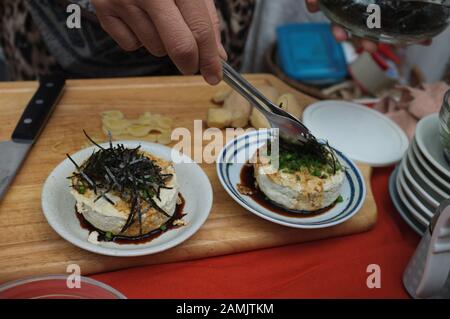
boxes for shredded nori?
[269,137,341,177]
[67,130,173,235]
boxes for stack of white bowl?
[390,114,450,235]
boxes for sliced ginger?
[101,110,174,145]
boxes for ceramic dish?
[401,155,440,210]
[411,139,450,192]
[415,114,450,181]
[406,145,447,203]
[0,275,126,299]
[302,100,409,167]
[398,161,434,219]
[42,141,212,257]
[216,129,366,229]
[389,167,426,235]
[396,169,430,227]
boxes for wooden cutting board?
[0,74,377,283]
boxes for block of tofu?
[71,152,179,237]
[252,144,345,211]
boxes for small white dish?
[389,167,425,235]
[398,161,434,218]
[415,114,450,181]
[411,140,450,192]
[302,100,409,167]
[216,130,366,229]
[401,154,440,210]
[406,145,447,203]
[42,141,213,257]
[396,169,430,227]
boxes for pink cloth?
[374,82,450,139]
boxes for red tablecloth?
[92,166,420,298]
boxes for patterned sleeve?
[57,0,96,12]
[56,0,255,68]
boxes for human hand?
[305,0,378,52]
[92,0,227,85]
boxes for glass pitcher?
[319,0,450,45]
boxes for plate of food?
[42,133,212,256]
[217,130,366,228]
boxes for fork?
[222,61,315,144]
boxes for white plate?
[406,144,447,203]
[216,130,366,229]
[401,153,440,209]
[389,167,426,235]
[42,141,212,257]
[303,100,409,167]
[415,114,450,181]
[396,168,430,226]
[411,140,450,192]
[398,160,434,218]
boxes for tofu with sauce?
[252,144,345,211]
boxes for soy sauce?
[239,164,336,218]
[76,194,186,244]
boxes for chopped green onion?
[105,231,113,241]
[77,185,86,194]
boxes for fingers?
[359,39,378,53]
[331,24,348,42]
[92,0,141,51]
[143,0,200,75]
[331,24,378,53]
[204,0,227,60]
[421,39,432,46]
[175,0,222,85]
[119,4,167,57]
[96,14,142,51]
[305,0,319,12]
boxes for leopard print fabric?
[217,0,256,69]
[0,0,60,80]
[0,0,255,80]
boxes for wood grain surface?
[0,74,377,283]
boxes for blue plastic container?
[276,23,348,85]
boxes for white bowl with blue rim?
[216,129,366,229]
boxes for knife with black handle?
[0,74,65,200]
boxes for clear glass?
[319,0,450,45]
[0,275,126,299]
[439,90,450,162]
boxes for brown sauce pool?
[238,163,336,218]
[76,194,186,245]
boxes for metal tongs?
[222,61,315,145]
